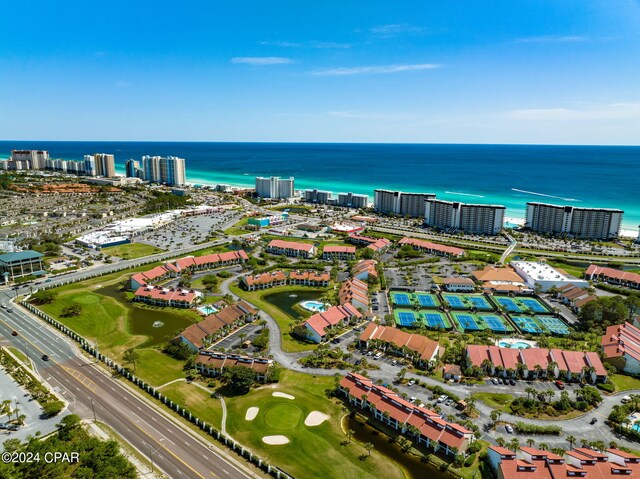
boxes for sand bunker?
[245,407,259,421]
[304,411,329,426]
[262,435,290,445]
[272,392,295,400]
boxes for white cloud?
[230,57,293,65]
[516,35,587,43]
[505,102,640,121]
[371,23,424,38]
[311,63,440,76]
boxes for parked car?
[410,397,417,404]
[621,396,632,404]
[509,379,516,386]
[391,359,398,366]
[445,399,454,406]
[436,394,448,403]
[555,380,565,390]
[505,425,514,434]
[590,418,598,425]
[354,359,362,366]
[374,352,383,360]
[407,379,416,386]
[497,378,504,385]
[491,378,499,385]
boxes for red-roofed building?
[601,322,640,375]
[352,260,378,281]
[585,265,640,290]
[465,344,607,383]
[133,285,202,308]
[338,373,473,456]
[338,278,369,311]
[303,303,362,343]
[195,351,273,382]
[442,277,476,292]
[488,446,640,479]
[322,245,356,260]
[398,237,465,258]
[241,269,329,291]
[267,239,315,258]
[347,235,392,253]
[359,323,440,368]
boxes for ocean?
[1,141,638,231]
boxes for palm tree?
[545,390,556,403]
[496,437,507,447]
[490,410,502,424]
[580,438,589,448]
[525,387,536,401]
[364,442,374,457]
[539,443,548,451]
[347,429,355,444]
[566,435,577,450]
[509,438,520,451]
[526,438,535,448]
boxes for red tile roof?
[323,245,356,254]
[360,324,439,362]
[304,303,362,338]
[268,239,314,252]
[601,322,640,364]
[398,237,465,256]
[585,265,640,286]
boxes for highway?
[0,289,258,479]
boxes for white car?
[505,425,514,434]
[407,379,416,386]
[436,394,448,403]
[621,396,632,404]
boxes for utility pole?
[90,397,96,422]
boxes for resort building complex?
[196,351,273,382]
[359,323,440,367]
[255,176,295,199]
[141,155,187,186]
[241,270,330,291]
[398,237,465,258]
[336,192,368,208]
[584,264,640,290]
[93,153,116,177]
[424,199,505,235]
[487,446,640,479]
[601,322,640,375]
[303,303,362,343]
[510,260,590,292]
[266,239,314,258]
[303,188,332,204]
[322,245,356,260]
[339,373,474,456]
[525,202,623,239]
[374,189,436,217]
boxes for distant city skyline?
[1,1,639,145]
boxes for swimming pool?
[300,300,329,313]
[498,341,531,349]
[197,305,219,315]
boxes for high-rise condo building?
[11,150,49,169]
[141,156,186,186]
[303,189,332,204]
[94,153,116,177]
[255,176,295,199]
[125,159,140,178]
[83,155,97,176]
[337,192,368,208]
[424,199,505,235]
[374,189,436,217]
[525,202,623,239]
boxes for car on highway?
[41,354,50,361]
[6,308,13,313]
[11,331,18,336]
[505,425,514,434]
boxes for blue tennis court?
[416,294,437,307]
[423,313,446,329]
[391,292,411,306]
[455,314,481,331]
[520,298,547,313]
[444,294,465,308]
[482,315,507,332]
[513,316,543,334]
[396,311,418,326]
[468,296,491,310]
[537,316,570,335]
[496,297,522,313]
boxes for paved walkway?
[155,378,186,390]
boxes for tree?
[42,400,64,417]
[61,303,82,317]
[490,410,502,424]
[221,365,256,394]
[364,441,374,457]
[123,348,139,372]
[526,438,535,448]
[347,429,355,444]
[566,435,577,449]
[30,290,57,305]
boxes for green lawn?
[610,374,640,392]
[472,393,514,412]
[545,260,585,279]
[133,348,186,387]
[224,217,250,236]
[8,347,29,366]
[229,283,323,352]
[225,370,404,479]
[160,381,223,429]
[101,242,165,259]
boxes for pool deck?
[495,338,538,348]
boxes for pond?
[262,289,325,320]
[347,416,450,479]
[97,284,194,347]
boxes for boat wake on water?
[511,188,580,202]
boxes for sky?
[1,0,640,144]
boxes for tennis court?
[416,293,439,307]
[520,298,548,313]
[495,297,523,313]
[391,292,412,306]
[537,316,571,335]
[512,315,544,334]
[443,294,466,309]
[467,295,492,310]
[480,314,508,332]
[452,312,482,331]
[422,312,448,329]
[395,310,418,327]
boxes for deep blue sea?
[1,141,638,231]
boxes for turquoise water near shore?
[1,141,638,230]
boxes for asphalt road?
[0,290,258,479]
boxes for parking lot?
[208,323,265,354]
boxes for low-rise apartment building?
[196,351,272,382]
[585,264,640,290]
[322,245,356,260]
[601,321,640,375]
[359,323,440,368]
[266,239,315,258]
[241,270,329,291]
[303,303,362,343]
[398,237,465,258]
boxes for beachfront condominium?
[525,202,623,239]
[255,176,295,199]
[425,199,506,235]
[142,156,186,186]
[337,192,368,208]
[94,153,116,177]
[303,188,332,204]
[374,189,436,217]
[125,159,143,178]
[10,150,49,169]
[83,155,97,176]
